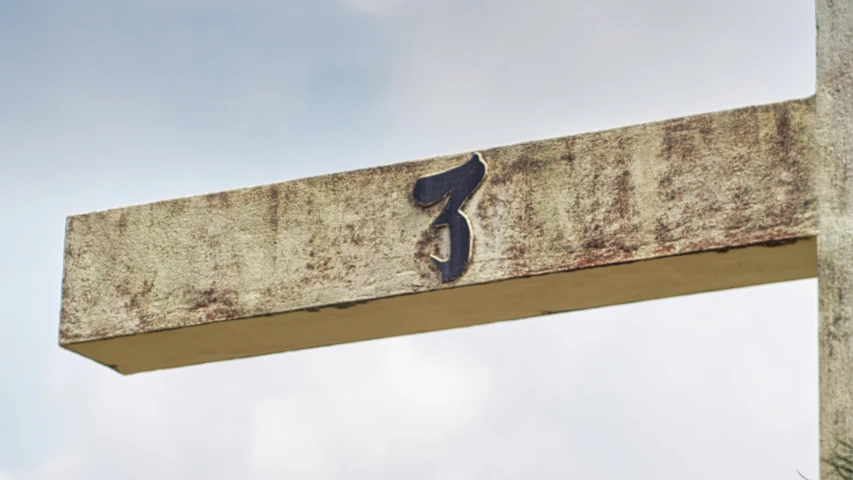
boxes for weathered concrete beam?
[60,98,818,374]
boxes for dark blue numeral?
[413,153,487,282]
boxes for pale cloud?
[339,0,405,15]
[24,450,86,480]
[249,340,492,478]
[251,399,330,478]
[375,0,814,159]
[22,336,492,479]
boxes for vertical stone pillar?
[817,0,853,475]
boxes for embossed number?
[413,152,487,283]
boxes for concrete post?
[817,0,853,474]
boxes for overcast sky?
[0,0,819,478]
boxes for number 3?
[413,152,487,283]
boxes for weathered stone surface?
[817,0,853,472]
[60,98,818,374]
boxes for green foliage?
[823,441,853,479]
[801,440,853,479]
